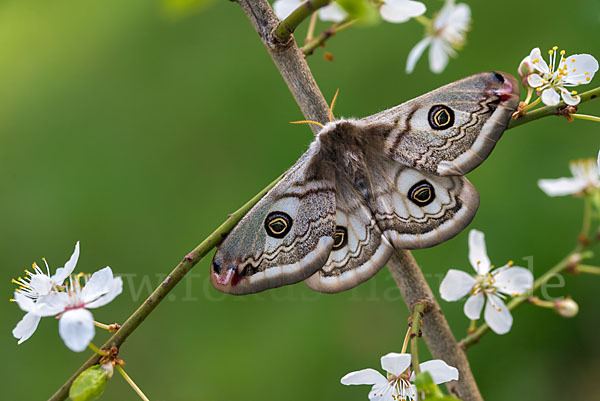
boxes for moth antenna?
[289,120,324,128]
[329,88,340,122]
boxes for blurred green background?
[2,0,600,400]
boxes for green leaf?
[160,0,215,20]
[69,365,108,401]
[336,0,380,25]
[414,372,463,401]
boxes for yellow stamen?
[329,88,340,122]
[289,120,324,128]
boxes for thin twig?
[508,86,600,129]
[116,365,150,401]
[301,18,357,56]
[274,0,330,41]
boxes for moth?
[211,72,519,295]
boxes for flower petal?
[380,353,411,376]
[484,293,512,334]
[561,89,581,106]
[85,275,122,309]
[51,241,80,284]
[81,266,115,304]
[380,0,426,24]
[272,0,303,20]
[529,48,549,74]
[433,0,455,30]
[12,312,41,344]
[541,88,560,106]
[439,3,470,43]
[518,56,533,78]
[439,269,476,301]
[494,266,533,296]
[405,37,431,74]
[418,360,459,384]
[368,381,395,401]
[318,2,348,22]
[463,291,484,320]
[59,309,95,352]
[562,54,599,86]
[526,73,544,88]
[538,177,587,196]
[29,274,53,296]
[341,368,387,386]
[429,38,450,74]
[14,291,36,313]
[468,229,491,274]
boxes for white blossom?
[273,0,348,23]
[13,266,122,352]
[523,46,598,106]
[406,0,470,74]
[273,0,425,24]
[11,242,80,344]
[341,353,458,401]
[538,151,600,197]
[380,0,426,24]
[439,230,533,335]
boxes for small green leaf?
[336,0,380,25]
[414,372,463,401]
[69,365,108,401]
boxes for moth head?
[487,71,520,104]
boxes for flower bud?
[554,298,579,318]
[69,364,111,401]
[101,361,114,379]
[518,56,534,87]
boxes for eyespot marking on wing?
[264,211,293,238]
[332,226,348,250]
[408,180,436,206]
[428,105,455,130]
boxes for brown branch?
[241,0,483,400]
[238,0,330,131]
